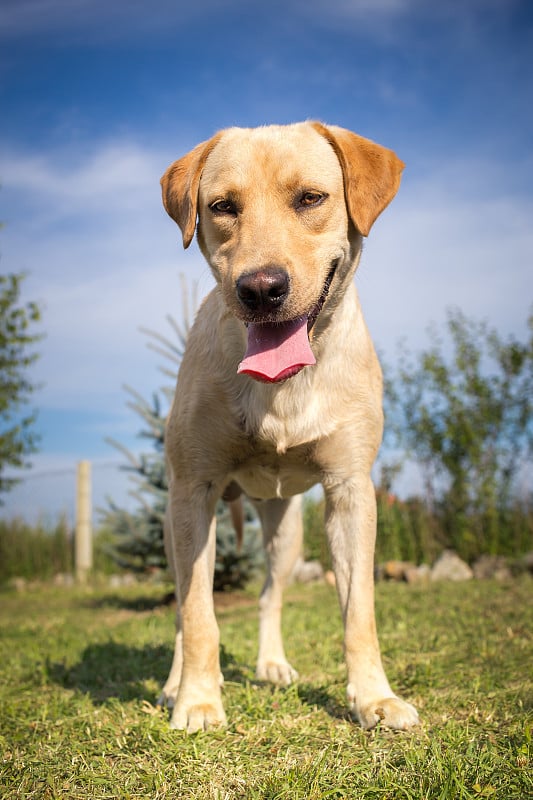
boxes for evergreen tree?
[0,271,42,499]
[102,281,262,587]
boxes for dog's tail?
[222,481,244,552]
[228,497,244,552]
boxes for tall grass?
[375,490,533,564]
[0,517,72,582]
[0,518,117,584]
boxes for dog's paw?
[256,659,299,686]
[170,699,227,733]
[350,690,419,731]
[158,671,224,711]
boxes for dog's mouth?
[237,262,338,383]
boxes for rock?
[9,577,27,592]
[521,552,533,574]
[108,573,138,588]
[510,551,533,576]
[383,560,415,581]
[431,550,473,582]
[53,572,75,587]
[404,563,432,584]
[472,555,512,581]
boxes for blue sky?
[1,0,532,522]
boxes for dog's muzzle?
[236,261,338,383]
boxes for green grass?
[0,578,531,799]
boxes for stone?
[431,550,473,582]
[383,560,415,581]
[472,554,512,581]
[9,577,27,592]
[521,552,533,574]
[53,572,75,587]
[404,563,432,584]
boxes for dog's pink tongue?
[238,317,316,382]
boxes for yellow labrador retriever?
[159,121,419,733]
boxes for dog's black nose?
[236,268,289,313]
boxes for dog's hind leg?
[253,495,302,685]
[157,509,183,709]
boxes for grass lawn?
[0,576,531,799]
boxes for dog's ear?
[312,122,404,237]
[160,133,223,249]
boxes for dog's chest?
[239,376,338,451]
[228,377,337,499]
[231,444,320,500]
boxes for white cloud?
[2,141,165,223]
[2,140,215,412]
[359,154,533,353]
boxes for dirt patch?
[214,591,257,612]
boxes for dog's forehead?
[200,124,343,193]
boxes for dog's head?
[161,122,403,382]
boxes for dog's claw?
[354,696,420,731]
[156,687,178,709]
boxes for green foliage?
[103,391,168,573]
[102,365,262,588]
[384,307,533,559]
[375,490,437,565]
[302,494,330,568]
[304,490,437,568]
[0,272,42,498]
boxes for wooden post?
[75,460,92,583]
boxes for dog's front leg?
[166,489,226,733]
[254,496,302,685]
[325,477,419,730]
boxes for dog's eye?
[209,199,236,215]
[297,191,326,209]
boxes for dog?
[158,121,419,733]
